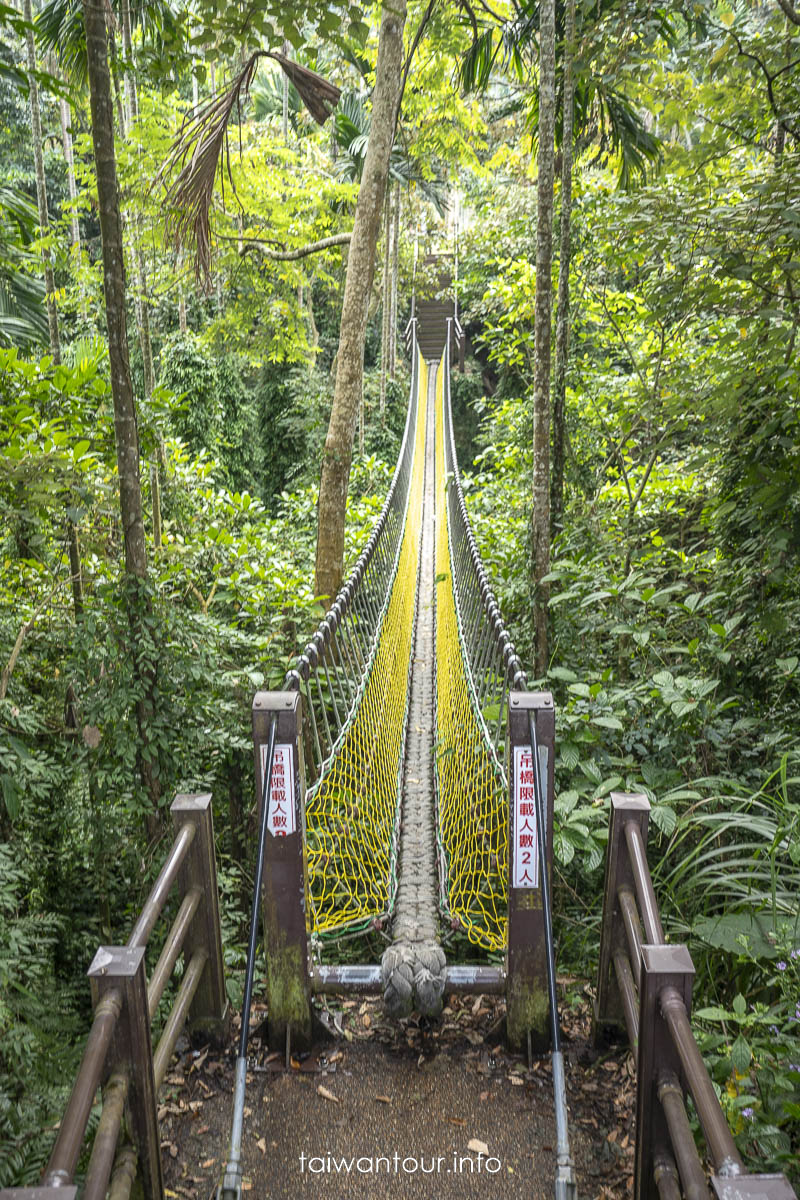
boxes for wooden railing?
[0,793,229,1200]
[594,793,797,1200]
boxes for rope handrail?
[434,332,519,952]
[284,334,420,789]
[442,318,526,764]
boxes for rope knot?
[381,940,446,1018]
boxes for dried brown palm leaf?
[157,51,341,288]
[269,51,341,125]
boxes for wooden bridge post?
[506,690,555,1051]
[594,792,650,1045]
[635,944,694,1200]
[252,690,312,1049]
[88,946,163,1200]
[170,794,230,1044]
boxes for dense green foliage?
[0,0,798,1189]
[457,4,800,1173]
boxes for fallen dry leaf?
[317,1085,339,1103]
[375,1095,392,1104]
[467,1139,489,1157]
[200,1160,215,1170]
[190,1047,208,1074]
[256,1138,266,1155]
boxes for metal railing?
[595,793,797,1200]
[1,795,228,1200]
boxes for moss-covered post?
[506,691,555,1050]
[252,690,312,1049]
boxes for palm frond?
[158,50,340,284]
[0,185,47,348]
[35,0,87,83]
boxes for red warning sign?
[261,742,295,836]
[512,744,547,888]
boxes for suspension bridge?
[3,287,796,1200]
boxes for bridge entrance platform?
[160,991,634,1200]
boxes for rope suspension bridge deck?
[4,293,797,1200]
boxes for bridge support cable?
[292,344,426,941]
[219,714,277,1200]
[529,711,578,1200]
[381,360,446,1017]
[436,320,577,1197]
[434,342,511,953]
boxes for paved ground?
[160,990,636,1200]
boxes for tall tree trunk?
[379,187,391,420]
[24,0,61,364]
[150,462,162,549]
[282,38,290,142]
[306,283,320,361]
[178,252,188,331]
[26,6,85,612]
[314,0,408,600]
[532,0,556,677]
[551,0,575,538]
[83,0,161,836]
[120,0,137,126]
[135,255,155,395]
[108,29,126,138]
[67,520,84,616]
[390,179,400,379]
[60,98,82,257]
[120,0,155,397]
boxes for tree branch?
[775,0,800,27]
[157,51,341,283]
[0,582,60,700]
[237,232,352,260]
[724,24,800,139]
[400,0,438,111]
[628,426,673,521]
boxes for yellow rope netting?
[434,356,508,952]
[305,358,429,936]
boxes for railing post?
[635,944,694,1200]
[88,947,163,1200]
[711,1178,798,1199]
[594,792,650,1045]
[252,690,312,1049]
[170,793,230,1044]
[1,1192,77,1200]
[505,690,555,1050]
